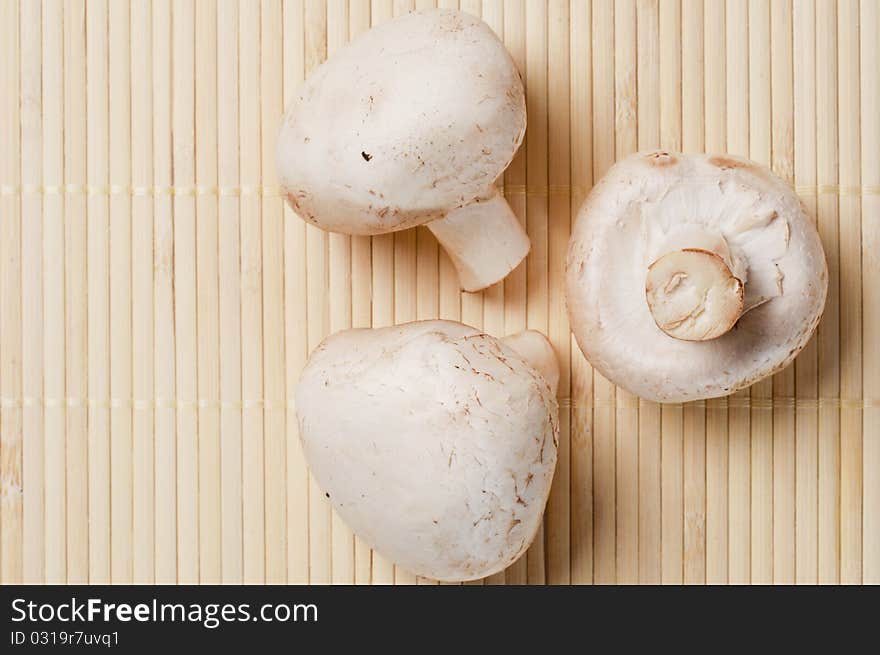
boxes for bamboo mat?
[0,0,877,585]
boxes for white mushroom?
[566,151,828,403]
[295,320,559,581]
[277,9,528,292]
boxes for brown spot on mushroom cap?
[709,155,757,170]
[644,150,678,167]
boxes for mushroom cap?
[295,320,558,581]
[277,8,526,235]
[566,151,828,403]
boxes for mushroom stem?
[427,187,530,293]
[645,246,745,341]
[501,330,559,395]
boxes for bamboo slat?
[172,0,199,584]
[63,0,89,585]
[197,0,222,584]
[861,0,880,586]
[366,0,394,587]
[658,0,682,585]
[794,0,819,585]
[390,0,420,587]
[20,0,44,585]
[348,0,373,586]
[681,0,706,585]
[108,0,133,584]
[326,0,353,587]
[85,0,110,584]
[726,0,750,586]
[1,0,23,586]
[837,0,863,585]
[0,0,876,586]
[636,0,661,585]
[42,0,66,585]
[414,0,440,588]
[131,0,155,583]
[262,0,288,586]
[546,0,572,586]
[816,0,842,585]
[614,0,638,586]
[283,0,310,586]
[770,0,796,585]
[152,0,176,584]
[591,0,616,585]
[748,0,773,584]
[525,0,549,587]
[569,0,593,586]
[703,0,728,585]
[501,0,528,586]
[461,0,484,590]
[241,0,267,583]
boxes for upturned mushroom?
[295,320,559,581]
[566,151,828,403]
[276,8,529,292]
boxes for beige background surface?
[0,0,878,584]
